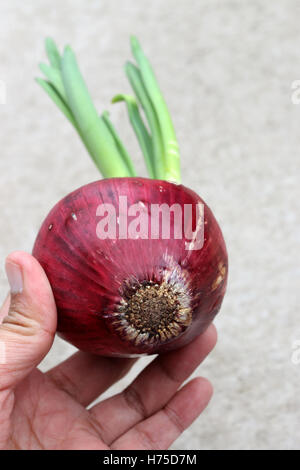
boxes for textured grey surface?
[0,0,299,450]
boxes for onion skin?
[33,177,228,357]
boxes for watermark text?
[95,196,205,251]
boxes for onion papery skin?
[33,178,228,357]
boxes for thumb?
[0,251,57,391]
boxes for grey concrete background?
[0,0,299,450]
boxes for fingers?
[0,294,10,323]
[0,251,57,392]
[111,377,213,450]
[90,324,217,444]
[47,352,136,407]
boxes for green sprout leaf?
[112,94,155,178]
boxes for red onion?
[33,177,227,356]
[33,37,228,357]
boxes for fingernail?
[5,261,23,294]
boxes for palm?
[0,253,217,450]
[9,367,110,450]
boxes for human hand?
[0,251,217,450]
